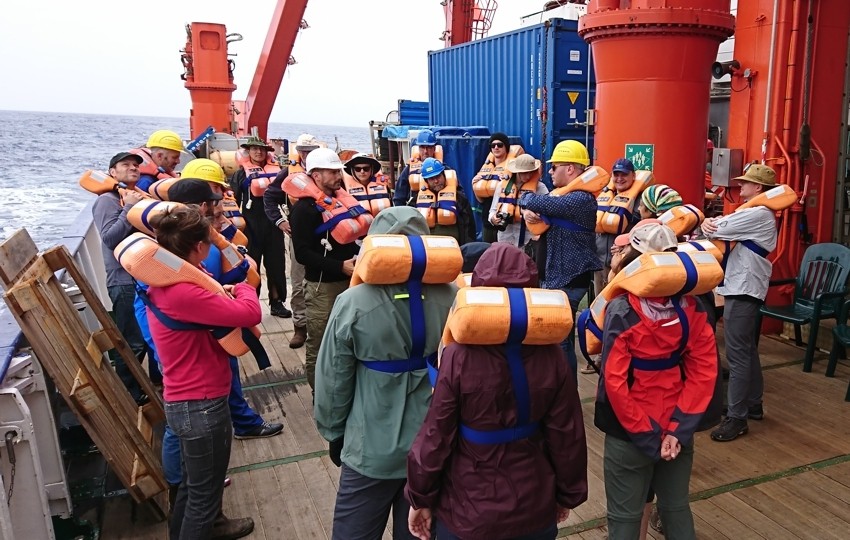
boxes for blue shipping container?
[397,100,430,125]
[428,18,595,178]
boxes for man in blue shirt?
[519,140,601,384]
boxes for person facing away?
[288,147,360,392]
[314,206,458,540]
[228,136,291,318]
[91,151,149,402]
[405,242,588,540]
[595,157,642,295]
[144,205,260,540]
[262,133,322,349]
[134,129,183,192]
[488,153,549,248]
[519,139,601,384]
[594,222,717,540]
[410,157,476,245]
[393,129,441,206]
[702,164,778,443]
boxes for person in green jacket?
[314,206,458,540]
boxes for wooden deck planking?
[103,300,850,539]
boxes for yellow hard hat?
[547,140,590,166]
[146,130,185,153]
[180,158,228,187]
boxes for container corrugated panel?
[398,100,430,126]
[429,18,594,171]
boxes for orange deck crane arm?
[237,0,309,140]
[442,0,498,48]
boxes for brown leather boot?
[289,325,307,349]
[211,513,254,540]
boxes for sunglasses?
[490,142,505,149]
[353,166,372,173]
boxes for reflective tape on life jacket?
[114,233,268,367]
[657,204,705,238]
[359,236,440,375]
[736,184,797,213]
[130,148,176,181]
[472,145,523,201]
[126,199,261,288]
[453,272,472,288]
[282,172,373,244]
[494,169,540,223]
[351,234,462,287]
[343,173,392,217]
[526,166,610,236]
[408,145,444,192]
[595,170,654,235]
[416,171,459,228]
[431,288,541,444]
[578,251,723,358]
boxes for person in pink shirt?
[146,205,261,540]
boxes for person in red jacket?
[405,243,588,540]
[146,205,261,540]
[594,224,717,540]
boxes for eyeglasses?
[353,166,372,173]
[490,142,505,149]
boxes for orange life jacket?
[415,171,459,228]
[287,151,306,174]
[493,169,540,222]
[78,170,149,204]
[220,194,246,231]
[525,165,611,237]
[238,150,281,198]
[146,177,181,200]
[282,172,373,244]
[595,170,654,235]
[472,145,523,201]
[130,148,176,181]
[408,145,444,192]
[343,173,392,217]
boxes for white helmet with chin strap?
[305,148,344,173]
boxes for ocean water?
[0,110,371,248]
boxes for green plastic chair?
[757,243,850,372]
[826,299,850,401]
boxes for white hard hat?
[306,148,344,173]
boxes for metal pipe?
[781,0,803,152]
[585,41,592,149]
[772,135,794,266]
[761,0,780,163]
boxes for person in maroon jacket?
[405,243,588,540]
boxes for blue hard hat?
[420,158,445,179]
[415,130,437,146]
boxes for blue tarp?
[380,125,491,140]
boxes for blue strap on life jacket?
[140,202,158,232]
[718,239,767,286]
[436,199,459,215]
[459,288,540,445]
[597,205,633,234]
[740,239,770,258]
[576,308,602,363]
[540,215,593,233]
[135,283,271,370]
[674,252,699,295]
[680,205,703,234]
[314,204,368,236]
[360,236,431,375]
[352,192,390,202]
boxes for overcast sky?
[2,0,545,127]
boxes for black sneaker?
[234,421,284,440]
[710,417,748,442]
[270,301,292,318]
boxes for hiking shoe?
[270,301,292,318]
[722,404,764,421]
[211,516,254,540]
[234,421,283,440]
[289,325,307,349]
[710,417,748,442]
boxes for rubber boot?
[289,325,307,349]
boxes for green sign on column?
[625,144,654,171]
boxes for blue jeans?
[108,284,147,399]
[229,356,264,434]
[166,397,232,540]
[559,286,588,386]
